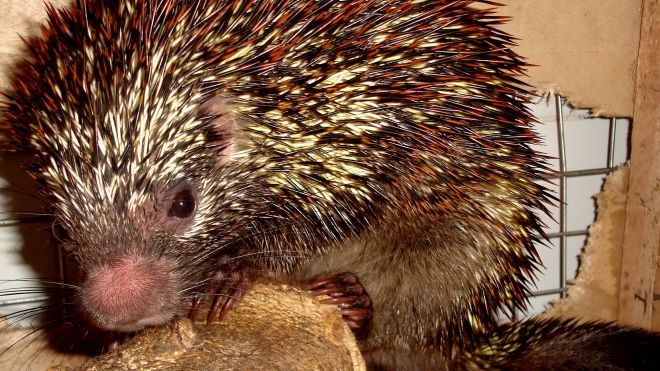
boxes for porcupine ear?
[197,96,239,167]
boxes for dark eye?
[52,220,70,242]
[169,189,196,219]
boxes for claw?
[189,296,202,322]
[319,296,359,306]
[188,267,253,324]
[307,272,373,336]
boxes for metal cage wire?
[525,94,627,316]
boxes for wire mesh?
[525,95,628,316]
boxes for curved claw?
[207,270,252,323]
[188,268,253,324]
[307,272,373,336]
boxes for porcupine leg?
[295,211,520,369]
[306,272,373,334]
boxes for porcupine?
[2,0,659,369]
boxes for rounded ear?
[197,96,238,167]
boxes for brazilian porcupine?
[2,0,659,369]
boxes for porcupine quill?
[1,0,659,369]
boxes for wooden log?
[2,282,365,370]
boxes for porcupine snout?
[79,255,180,332]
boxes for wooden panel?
[618,0,660,330]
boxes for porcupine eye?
[52,220,70,242]
[169,189,196,219]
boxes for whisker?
[0,212,53,217]
[0,278,80,290]
[0,313,78,360]
[0,187,47,204]
[224,250,305,263]
[1,306,54,326]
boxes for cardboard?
[543,166,628,323]
[0,1,644,118]
[493,0,643,117]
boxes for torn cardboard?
[494,0,642,117]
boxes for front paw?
[189,268,254,324]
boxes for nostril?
[79,255,179,332]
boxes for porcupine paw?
[189,269,253,324]
[307,272,372,335]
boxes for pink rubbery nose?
[80,255,179,332]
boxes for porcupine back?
[2,0,551,366]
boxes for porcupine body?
[2,0,659,369]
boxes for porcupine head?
[3,0,548,339]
